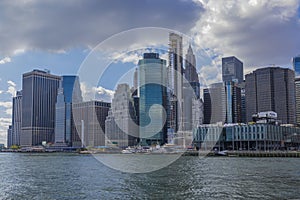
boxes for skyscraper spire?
[184,44,200,99]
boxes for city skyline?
[1,0,300,145]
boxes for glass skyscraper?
[20,70,60,146]
[11,91,22,146]
[293,56,300,77]
[139,53,168,145]
[222,56,244,83]
[55,76,82,146]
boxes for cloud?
[80,82,114,102]
[0,101,12,108]
[191,0,300,70]
[7,80,16,97]
[0,57,11,64]
[0,0,203,56]
[0,117,11,146]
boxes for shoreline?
[1,150,300,157]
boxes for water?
[0,153,300,199]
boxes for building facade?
[293,55,300,77]
[139,53,168,145]
[245,67,296,124]
[203,83,226,124]
[295,77,300,125]
[73,101,110,147]
[7,125,13,148]
[193,124,300,151]
[54,76,82,146]
[168,33,183,134]
[20,70,60,146]
[105,84,138,147]
[185,45,200,99]
[222,56,244,84]
[11,90,22,146]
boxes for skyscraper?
[293,55,300,77]
[185,44,200,99]
[203,83,226,124]
[7,125,13,148]
[73,101,110,147]
[20,70,60,146]
[54,76,82,146]
[11,90,22,146]
[222,56,244,83]
[295,78,300,125]
[139,53,168,145]
[168,33,184,134]
[105,84,138,147]
[245,67,296,124]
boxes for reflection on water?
[0,153,300,199]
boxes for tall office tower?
[192,98,203,128]
[185,45,200,99]
[20,70,60,146]
[11,91,22,146]
[203,83,226,124]
[293,55,300,77]
[245,67,296,124]
[139,53,168,145]
[72,101,110,147]
[168,33,183,133]
[54,76,82,146]
[133,68,138,91]
[222,56,244,83]
[239,81,247,123]
[225,81,242,123]
[105,84,138,147]
[7,125,13,148]
[294,78,300,125]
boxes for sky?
[0,0,300,145]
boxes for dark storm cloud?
[0,0,203,55]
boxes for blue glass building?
[139,53,168,145]
[55,76,82,146]
[293,56,300,77]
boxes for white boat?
[121,149,133,154]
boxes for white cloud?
[80,82,114,102]
[191,0,300,73]
[0,57,11,64]
[7,80,16,97]
[7,80,16,87]
[0,101,12,108]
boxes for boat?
[214,150,228,156]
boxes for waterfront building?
[72,100,110,147]
[168,33,183,133]
[222,56,243,84]
[7,125,13,148]
[20,70,60,146]
[203,83,226,124]
[245,67,296,124]
[239,81,246,123]
[193,123,300,151]
[105,84,138,147]
[139,53,168,145]
[11,91,22,146]
[295,77,300,125]
[192,98,203,128]
[54,76,82,147]
[293,55,300,77]
[204,81,241,124]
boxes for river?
[0,153,299,199]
